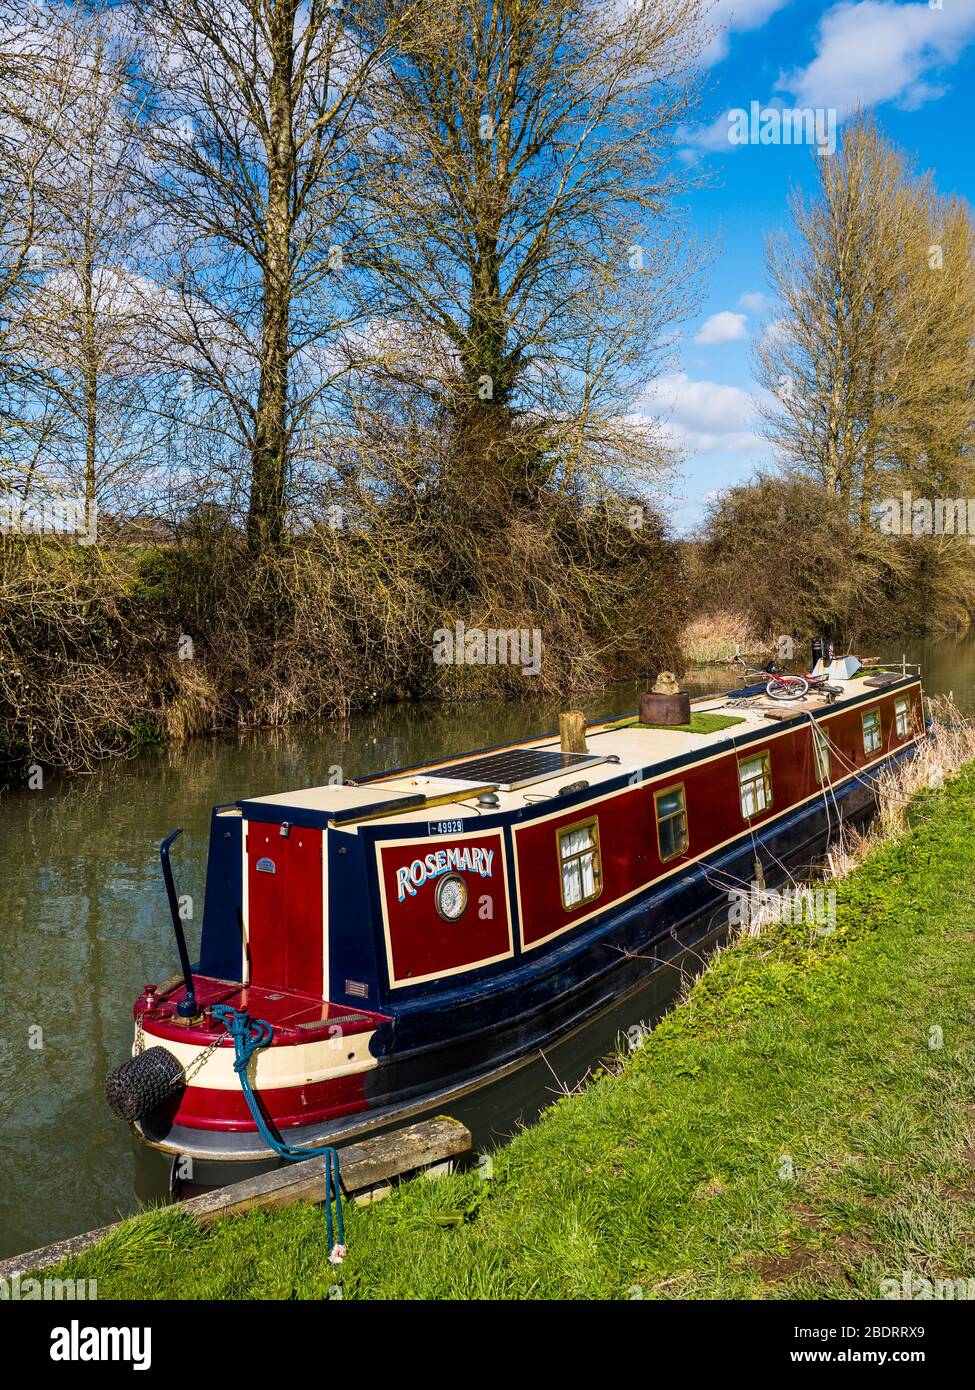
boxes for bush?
[701,475,897,643]
[701,472,975,643]
[127,549,181,607]
[0,491,690,778]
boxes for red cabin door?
[245,823,324,996]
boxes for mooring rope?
[209,1003,346,1264]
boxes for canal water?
[1,634,973,1259]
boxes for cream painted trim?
[137,1024,377,1092]
[375,827,514,989]
[241,819,250,984]
[513,718,924,953]
[322,828,330,1001]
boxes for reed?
[680,610,765,666]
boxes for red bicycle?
[732,654,814,702]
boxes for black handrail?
[160,828,197,1019]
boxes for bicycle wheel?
[766,675,809,701]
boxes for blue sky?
[655,0,975,534]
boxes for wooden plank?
[760,700,824,720]
[333,786,498,828]
[0,1116,471,1279]
[182,1115,470,1221]
[0,1221,124,1282]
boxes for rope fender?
[209,1003,346,1265]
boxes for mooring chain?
[180,1030,226,1087]
[135,1010,226,1092]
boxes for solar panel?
[424,747,610,792]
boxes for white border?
[140,1025,377,1091]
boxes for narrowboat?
[107,659,925,1164]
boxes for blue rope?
[209,1003,346,1264]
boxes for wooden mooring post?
[559,709,588,754]
[0,1116,471,1280]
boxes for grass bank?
[50,763,975,1299]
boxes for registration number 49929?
[427,818,465,836]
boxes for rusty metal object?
[640,670,691,725]
[639,685,691,726]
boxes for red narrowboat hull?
[119,670,925,1161]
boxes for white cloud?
[703,0,794,66]
[683,0,975,159]
[694,311,749,345]
[781,0,975,116]
[761,317,790,348]
[678,111,737,158]
[678,117,727,160]
[678,0,794,155]
[638,371,764,454]
[739,291,771,313]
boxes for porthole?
[434,873,468,921]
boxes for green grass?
[605,711,745,735]
[47,766,975,1299]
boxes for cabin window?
[655,785,688,862]
[812,724,831,785]
[862,709,882,755]
[739,751,772,819]
[557,818,602,911]
[895,698,910,739]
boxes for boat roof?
[238,670,920,830]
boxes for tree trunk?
[247,4,295,553]
[83,216,97,540]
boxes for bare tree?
[133,0,417,551]
[0,1,87,503]
[756,115,975,528]
[890,192,975,504]
[6,8,170,537]
[355,0,711,522]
